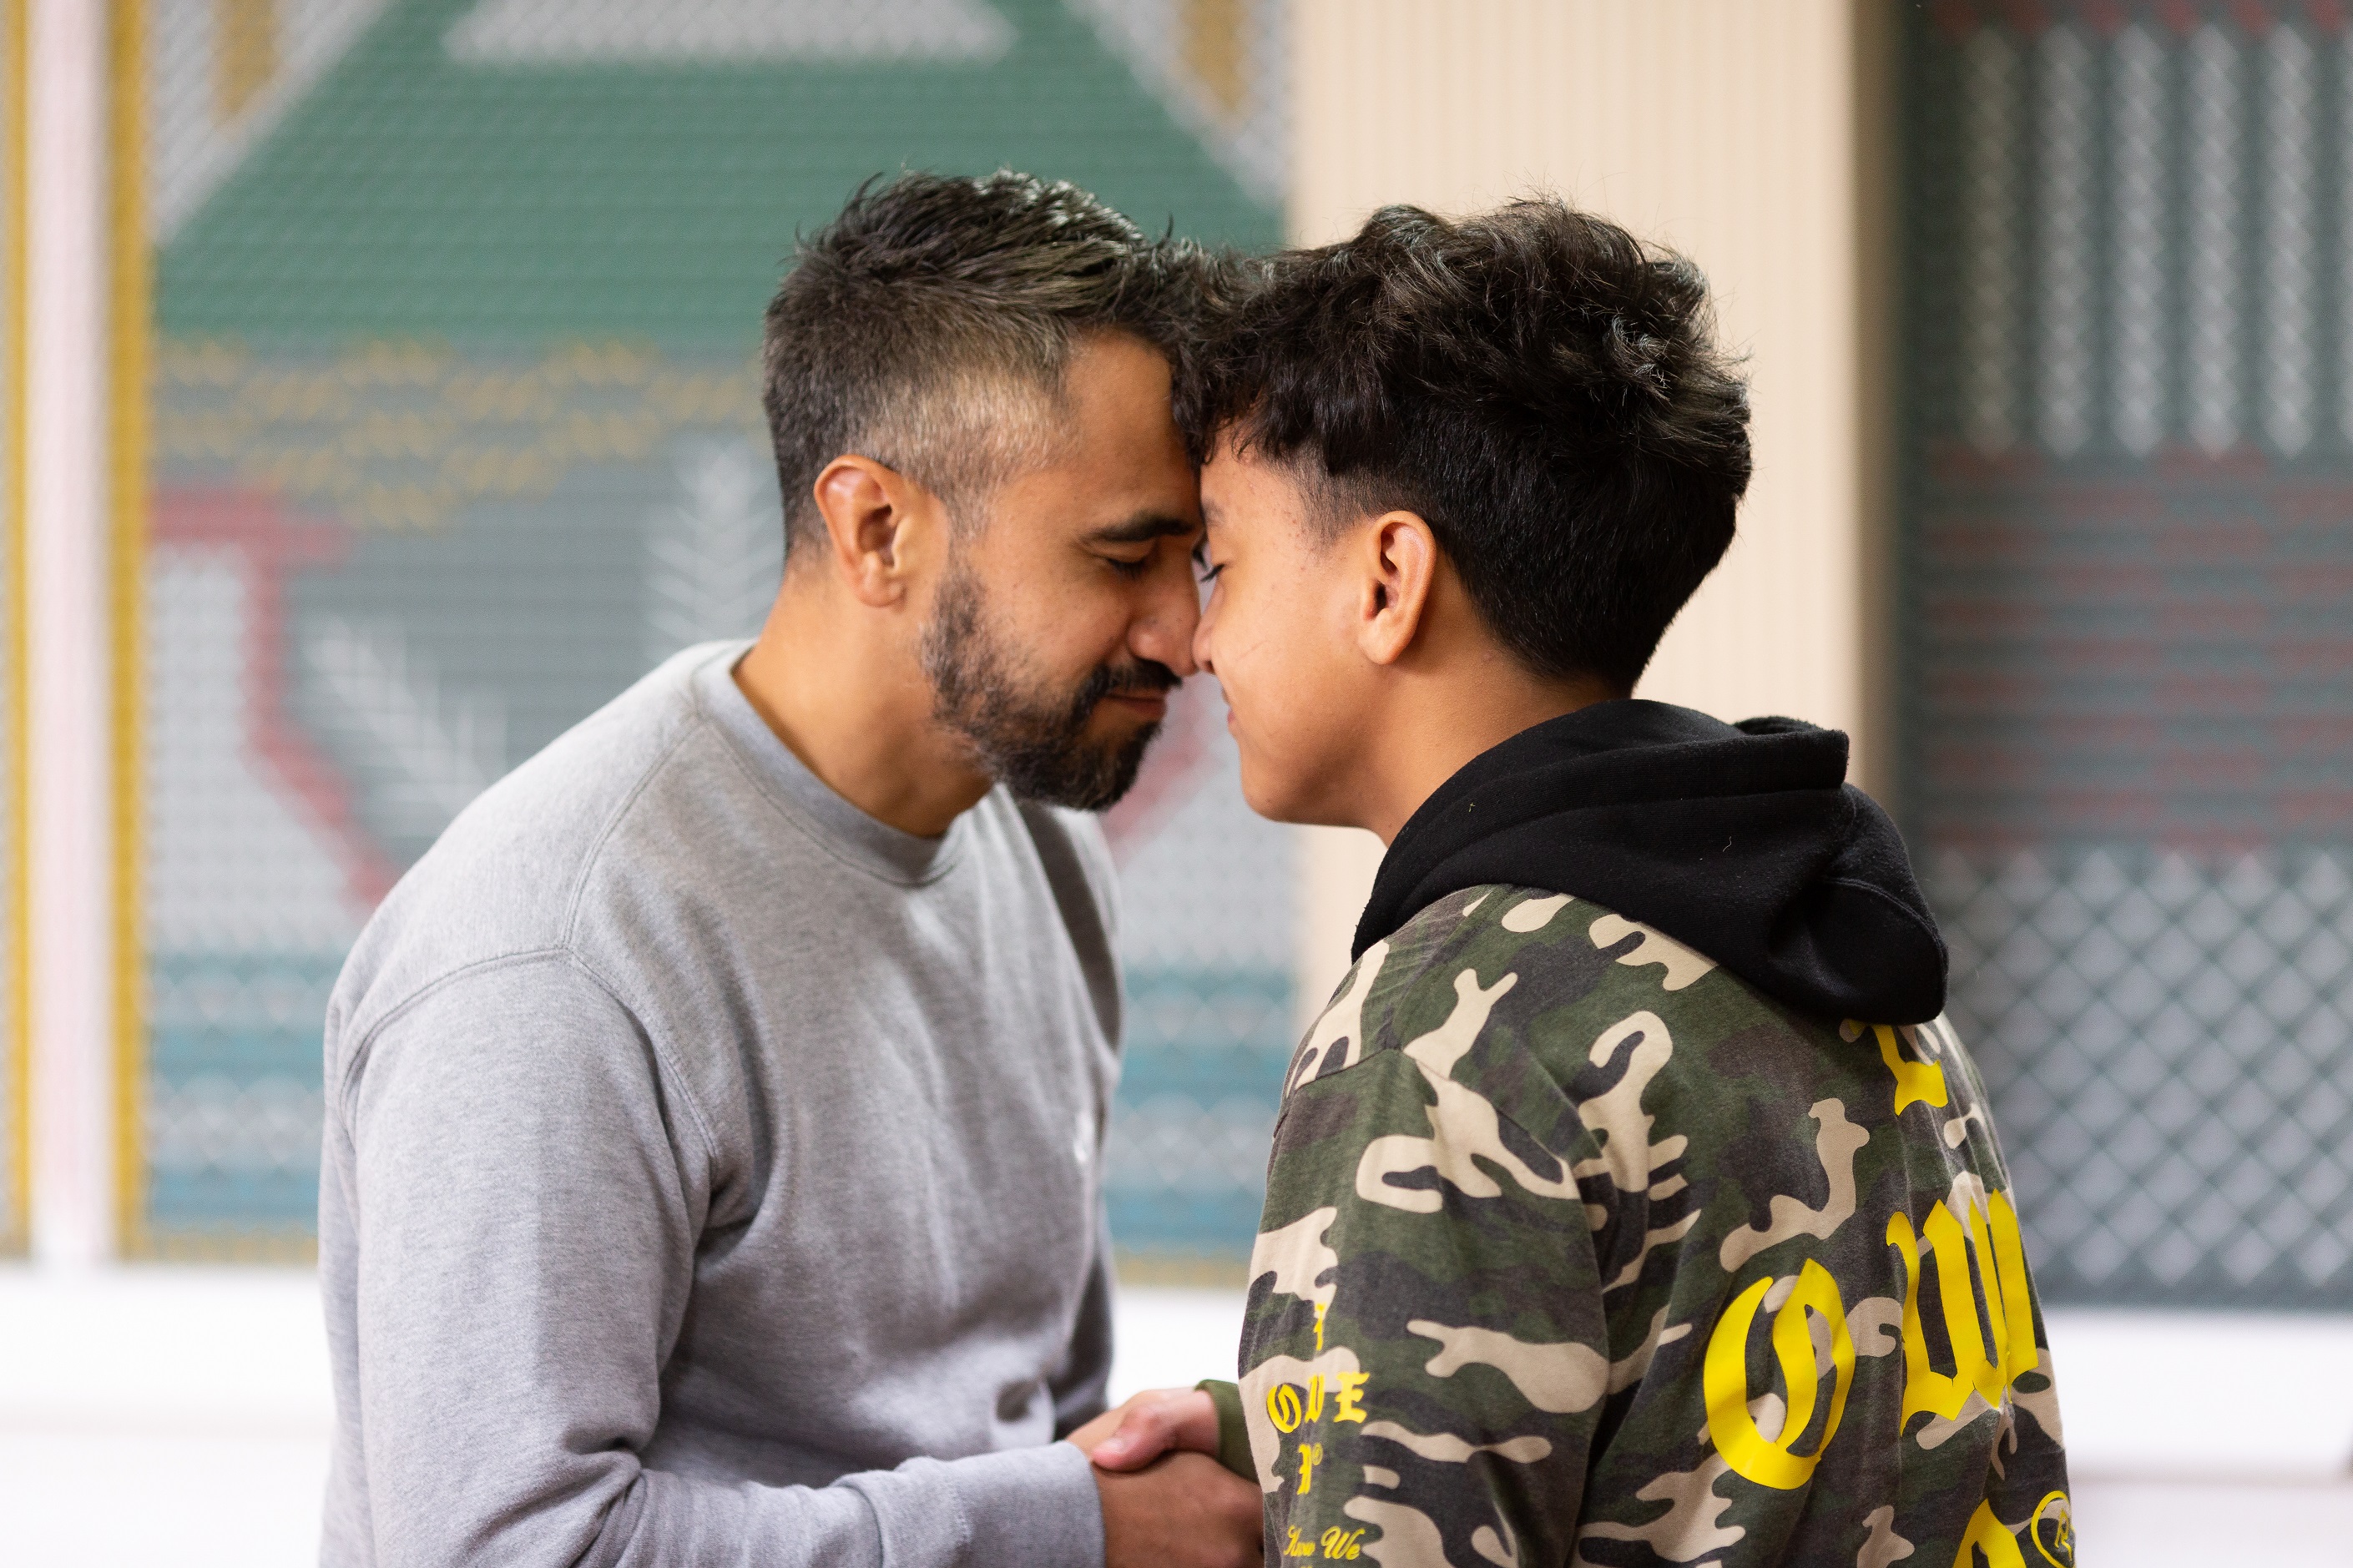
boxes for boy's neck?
[1354,658,1621,847]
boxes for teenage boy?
[1089,202,2071,1567]
[318,173,1260,1568]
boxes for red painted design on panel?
[2225,0,2275,35]
[2078,0,2132,36]
[1992,0,2054,35]
[1102,675,1219,865]
[1930,0,1982,43]
[154,487,400,908]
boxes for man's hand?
[1080,1388,1221,1472]
[1094,1450,1261,1568]
[1066,1386,1189,1455]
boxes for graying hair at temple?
[760,169,1227,549]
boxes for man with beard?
[316,173,1262,1568]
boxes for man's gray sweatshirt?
[318,643,1122,1567]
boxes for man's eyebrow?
[1085,512,1201,546]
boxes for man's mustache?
[1076,658,1183,712]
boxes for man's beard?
[920,563,1179,811]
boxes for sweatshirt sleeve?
[1236,1042,1608,1568]
[1049,1208,1117,1437]
[328,954,1103,1568]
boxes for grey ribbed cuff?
[940,1441,1103,1568]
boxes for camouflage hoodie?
[1230,704,2070,1568]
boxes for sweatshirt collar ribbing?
[691,643,971,886]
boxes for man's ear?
[1353,510,1440,667]
[808,455,946,608]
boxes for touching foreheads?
[762,170,1224,556]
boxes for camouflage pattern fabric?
[1238,885,2071,1568]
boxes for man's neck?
[733,576,994,839]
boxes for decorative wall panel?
[1906,0,2353,1306]
[115,0,1290,1267]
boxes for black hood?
[1356,701,1948,1024]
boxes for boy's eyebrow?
[1084,512,1200,546]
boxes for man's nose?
[1132,566,1200,679]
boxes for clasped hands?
[1068,1388,1258,1568]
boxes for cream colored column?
[1288,0,1892,1021]
[27,0,116,1265]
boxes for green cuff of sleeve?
[1195,1379,1254,1483]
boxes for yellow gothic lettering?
[1987,1192,2039,1371]
[1703,1259,1857,1489]
[1951,1500,2026,1567]
[2028,1490,2073,1568]
[1305,1374,1325,1422]
[1887,1188,2038,1424]
[1875,1023,1949,1112]
[1332,1370,1369,1422]
[1314,1301,1328,1354]
[1320,1526,1366,1560]
[1283,1525,1316,1558]
[1936,1202,2006,1408]
[1297,1442,1323,1494]
[1267,1384,1304,1434]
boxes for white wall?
[1285,0,1887,1011]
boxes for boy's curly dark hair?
[1179,199,1752,691]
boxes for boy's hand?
[1078,1388,1222,1471]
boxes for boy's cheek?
[1229,718,1302,819]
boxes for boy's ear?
[809,455,945,608]
[1354,510,1440,667]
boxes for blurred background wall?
[6,0,2353,1561]
[44,0,1307,1279]
[1290,0,2353,1318]
[1285,0,1892,1021]
[1897,0,2353,1314]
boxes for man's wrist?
[937,1440,1106,1568]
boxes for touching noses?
[1131,562,1201,679]
[1189,587,1217,679]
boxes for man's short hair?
[764,170,1216,555]
[1181,199,1752,692]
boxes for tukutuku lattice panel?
[121,0,1290,1268]
[1904,0,2353,1306]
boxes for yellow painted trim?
[109,0,149,1259]
[213,0,277,124]
[2,0,28,1256]
[1180,0,1249,120]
